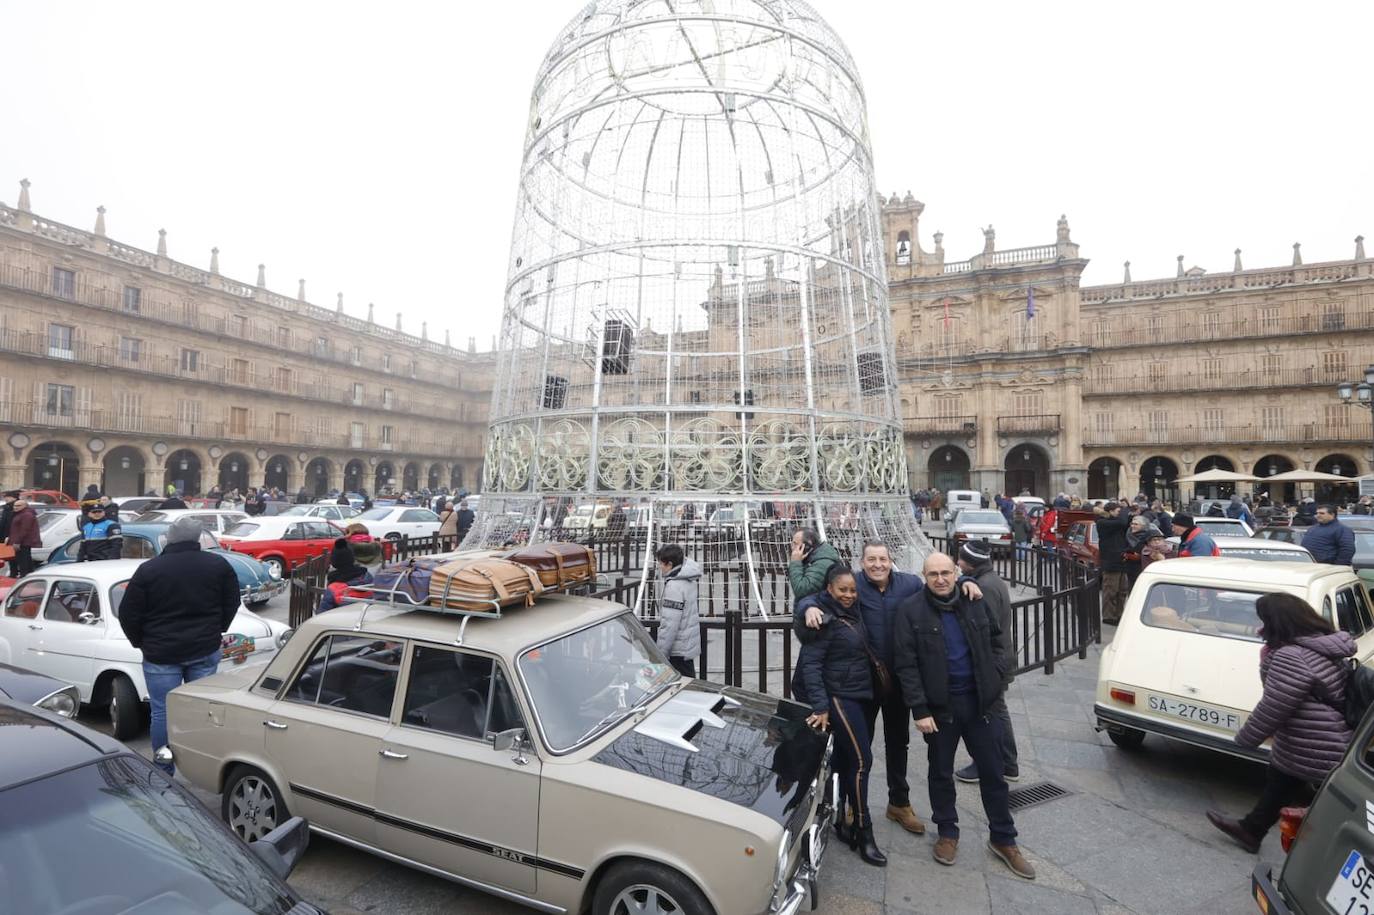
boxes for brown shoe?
[932,836,958,866]
[886,804,927,835]
[989,842,1036,880]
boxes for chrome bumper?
[243,580,288,602]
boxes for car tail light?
[999,534,1011,540]
[1109,687,1136,705]
[1279,806,1307,852]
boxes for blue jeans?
[144,648,221,772]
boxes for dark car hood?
[0,661,71,704]
[593,680,828,831]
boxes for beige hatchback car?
[167,594,834,915]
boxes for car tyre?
[384,532,402,542]
[262,557,287,579]
[1108,726,1147,750]
[222,765,289,843]
[593,861,713,915]
[108,673,142,740]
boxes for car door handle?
[263,719,289,730]
[379,748,409,760]
[28,624,42,630]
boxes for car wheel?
[1108,726,1147,750]
[384,531,402,541]
[108,674,142,740]
[262,557,287,579]
[222,765,288,843]
[593,862,713,915]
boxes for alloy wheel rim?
[611,885,683,915]
[228,776,278,841]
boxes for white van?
[945,490,983,516]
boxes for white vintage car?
[1095,558,1374,759]
[0,560,292,739]
[168,591,833,915]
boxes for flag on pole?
[1026,285,1036,319]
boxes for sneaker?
[885,804,926,835]
[933,836,959,866]
[989,841,1036,880]
[954,763,979,783]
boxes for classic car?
[281,503,362,522]
[217,516,346,577]
[134,508,249,533]
[33,507,82,565]
[107,495,165,516]
[1059,520,1099,566]
[45,521,287,608]
[318,493,366,509]
[354,506,443,541]
[0,697,316,914]
[0,559,292,738]
[1095,559,1374,759]
[1191,516,1254,539]
[946,509,1013,549]
[1253,525,1310,544]
[0,660,81,718]
[168,589,833,915]
[19,489,79,508]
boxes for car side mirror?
[491,727,531,765]
[248,815,310,880]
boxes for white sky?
[3,1,1370,352]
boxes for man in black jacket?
[1095,502,1131,624]
[893,552,1035,880]
[954,541,1019,783]
[118,517,240,773]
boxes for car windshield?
[359,508,392,520]
[959,511,1005,525]
[1139,581,1266,641]
[38,512,74,531]
[518,613,678,752]
[1216,545,1312,562]
[109,581,131,617]
[1,756,299,915]
[224,522,260,537]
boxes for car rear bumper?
[243,580,288,603]
[1251,863,1297,915]
[1094,703,1269,763]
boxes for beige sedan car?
[167,593,834,915]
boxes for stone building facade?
[0,180,493,499]
[884,194,1374,503]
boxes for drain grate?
[1005,781,1072,812]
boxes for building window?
[277,326,291,348]
[1323,351,1348,380]
[1091,319,1110,347]
[1147,362,1167,386]
[409,360,417,378]
[688,390,702,405]
[51,267,75,300]
[48,323,75,359]
[315,416,332,440]
[45,383,74,417]
[1325,403,1350,433]
[1261,406,1284,432]
[543,375,568,410]
[276,367,293,392]
[934,395,963,420]
[229,407,249,436]
[230,315,247,337]
[1148,410,1169,438]
[1202,408,1224,435]
[1322,302,1346,331]
[122,286,141,313]
[1262,354,1281,376]
[352,382,364,405]
[1093,362,1114,385]
[314,336,330,358]
[180,348,200,372]
[1146,314,1164,340]
[380,425,394,445]
[1012,389,1044,416]
[1093,413,1113,436]
[857,352,886,395]
[349,422,365,449]
[895,230,912,267]
[1202,358,1223,382]
[382,388,395,410]
[116,392,142,428]
[118,336,142,363]
[1202,312,1221,339]
[350,346,362,366]
[383,354,392,373]
[231,359,251,385]
[176,399,202,435]
[1258,306,1281,334]
[274,412,291,439]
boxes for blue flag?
[1026,285,1036,319]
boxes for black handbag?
[840,618,895,699]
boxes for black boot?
[856,824,887,867]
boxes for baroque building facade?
[884,194,1374,503]
[0,180,493,499]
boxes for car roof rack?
[346,578,503,647]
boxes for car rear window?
[1139,582,1264,641]
[224,522,260,536]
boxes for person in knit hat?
[1172,513,1220,558]
[953,541,1019,783]
[316,538,373,613]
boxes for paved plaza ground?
[91,586,1277,915]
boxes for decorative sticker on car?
[220,633,257,665]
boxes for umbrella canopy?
[1176,468,1261,484]
[1261,469,1355,483]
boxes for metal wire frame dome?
[467,0,931,601]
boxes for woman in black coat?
[795,565,886,867]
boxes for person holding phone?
[788,527,840,600]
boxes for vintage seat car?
[0,559,292,739]
[217,516,346,576]
[46,521,286,608]
[0,695,317,914]
[353,506,442,541]
[168,589,834,915]
[1095,558,1374,757]
[281,503,363,523]
[946,508,1013,550]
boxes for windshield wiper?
[581,706,636,742]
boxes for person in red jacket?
[5,499,41,576]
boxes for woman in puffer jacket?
[1207,592,1355,853]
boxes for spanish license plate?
[1145,695,1240,731]
[1326,850,1374,913]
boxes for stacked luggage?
[357,542,597,614]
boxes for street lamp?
[1336,363,1374,473]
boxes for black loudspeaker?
[543,375,568,409]
[601,320,634,375]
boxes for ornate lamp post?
[1336,364,1374,472]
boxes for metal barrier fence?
[288,533,1101,697]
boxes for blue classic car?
[46,522,287,608]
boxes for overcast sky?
[3,1,1370,351]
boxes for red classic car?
[21,489,80,508]
[217,516,345,577]
[1059,519,1100,567]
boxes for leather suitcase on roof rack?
[502,542,596,590]
[428,558,544,613]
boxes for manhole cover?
[1006,781,1071,812]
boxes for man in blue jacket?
[1302,504,1356,565]
[77,504,123,561]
